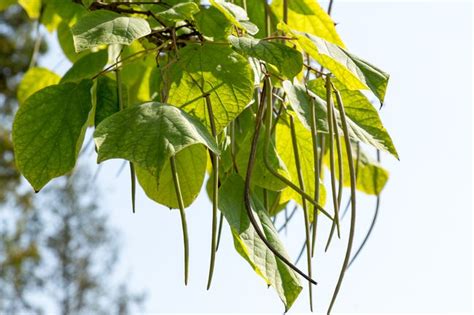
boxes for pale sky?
[40,1,472,313]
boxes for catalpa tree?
[8,0,398,312]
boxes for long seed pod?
[325,104,344,251]
[205,95,219,290]
[244,78,318,285]
[341,143,361,220]
[325,78,341,252]
[170,155,189,285]
[347,149,382,269]
[215,212,224,251]
[327,81,357,314]
[289,115,314,311]
[309,97,320,257]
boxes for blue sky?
[41,1,473,313]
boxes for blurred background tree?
[0,4,145,314]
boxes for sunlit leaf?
[279,22,389,103]
[210,0,258,35]
[17,67,61,106]
[229,36,303,79]
[271,0,344,47]
[18,0,41,19]
[42,0,86,32]
[308,78,398,159]
[166,43,254,133]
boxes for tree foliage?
[5,0,398,312]
[0,5,144,314]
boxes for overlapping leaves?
[9,0,398,312]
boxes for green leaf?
[271,0,344,47]
[194,6,232,40]
[210,0,258,35]
[307,78,398,159]
[61,50,108,83]
[275,116,326,218]
[279,22,389,102]
[136,144,207,208]
[71,10,151,52]
[94,102,219,178]
[343,50,390,104]
[95,76,128,127]
[218,174,302,311]
[229,36,303,79]
[18,0,41,19]
[156,2,200,22]
[166,43,254,133]
[12,80,93,191]
[17,67,61,106]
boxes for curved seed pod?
[327,81,357,314]
[170,155,190,285]
[289,114,314,311]
[205,95,219,290]
[341,143,361,220]
[347,149,381,269]
[325,80,341,253]
[325,99,344,251]
[215,212,224,251]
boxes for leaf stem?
[327,82,357,314]
[170,155,189,285]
